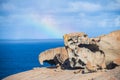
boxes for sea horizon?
[0,39,63,43]
[0,39,64,79]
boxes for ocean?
[0,39,64,79]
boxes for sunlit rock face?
[63,32,106,72]
[39,47,70,69]
[39,30,120,73]
[63,32,90,48]
[63,31,120,72]
[97,30,120,68]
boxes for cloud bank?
[0,0,120,39]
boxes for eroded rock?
[63,32,106,73]
[98,30,120,68]
[39,47,70,69]
[39,30,120,73]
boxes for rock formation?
[39,47,69,69]
[39,30,120,73]
[63,32,106,73]
[3,66,120,80]
[98,30,120,68]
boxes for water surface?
[0,39,64,79]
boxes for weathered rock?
[76,47,106,72]
[63,32,101,47]
[39,47,69,69]
[98,30,120,67]
[39,30,120,72]
[63,30,120,72]
[3,66,120,80]
[94,66,120,80]
[63,32,90,47]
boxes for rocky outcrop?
[39,30,120,72]
[63,32,106,72]
[94,66,120,80]
[63,30,120,72]
[3,66,120,80]
[39,47,69,69]
[98,30,120,68]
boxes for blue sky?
[0,0,120,39]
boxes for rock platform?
[3,66,120,80]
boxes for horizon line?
[0,39,63,40]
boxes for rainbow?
[26,15,76,39]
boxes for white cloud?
[1,3,16,11]
[105,0,120,11]
[98,16,120,27]
[1,0,120,39]
[99,19,108,27]
[40,15,57,27]
[79,13,86,17]
[68,0,120,13]
[114,16,120,26]
[69,1,102,12]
